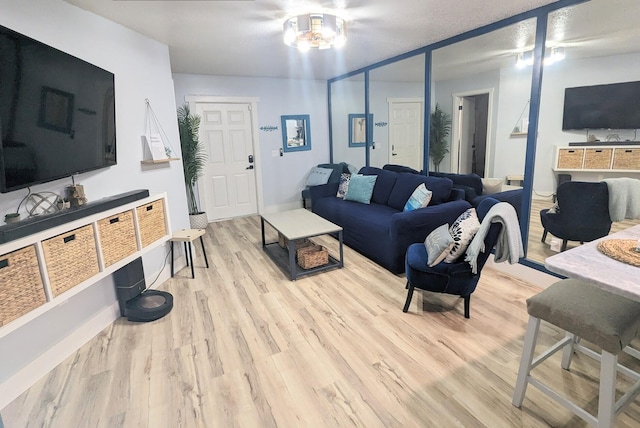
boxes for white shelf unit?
[553,145,640,173]
[0,193,171,338]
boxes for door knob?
[246,165,254,170]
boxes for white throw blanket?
[465,202,524,274]
[602,178,640,221]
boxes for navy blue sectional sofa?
[428,171,523,220]
[309,166,471,274]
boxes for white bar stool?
[170,229,209,279]
[512,279,640,427]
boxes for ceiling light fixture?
[283,13,347,52]
[516,47,565,68]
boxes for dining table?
[545,224,640,302]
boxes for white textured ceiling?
[62,0,640,81]
[63,0,561,80]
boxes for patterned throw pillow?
[336,173,351,198]
[424,223,455,266]
[444,208,481,263]
[403,183,433,212]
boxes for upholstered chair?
[403,197,502,318]
[540,181,611,251]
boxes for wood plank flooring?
[3,215,640,427]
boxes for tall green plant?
[177,104,206,214]
[429,103,451,172]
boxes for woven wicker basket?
[297,245,329,269]
[584,148,612,169]
[612,148,640,170]
[278,233,313,251]
[557,148,584,169]
[0,245,46,326]
[98,209,138,268]
[42,224,99,297]
[137,199,167,247]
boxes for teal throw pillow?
[305,167,334,186]
[424,223,455,266]
[344,174,377,204]
[403,183,433,211]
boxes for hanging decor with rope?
[141,99,180,164]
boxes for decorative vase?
[189,212,208,229]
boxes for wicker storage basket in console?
[137,199,167,248]
[0,245,46,326]
[42,224,100,297]
[98,210,138,268]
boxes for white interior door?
[389,100,423,171]
[459,96,476,174]
[196,102,258,221]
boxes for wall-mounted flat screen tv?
[0,24,116,193]
[562,81,640,131]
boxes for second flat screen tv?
[562,81,640,131]
[0,24,116,193]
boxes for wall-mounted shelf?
[510,132,527,138]
[140,157,180,165]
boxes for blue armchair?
[403,197,502,318]
[540,181,611,251]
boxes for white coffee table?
[261,209,343,280]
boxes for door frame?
[450,89,494,175]
[184,95,264,217]
[387,97,424,169]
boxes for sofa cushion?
[424,223,454,267]
[344,174,377,204]
[430,171,483,196]
[336,173,351,198]
[305,167,334,186]
[403,183,432,211]
[388,173,453,211]
[445,208,480,263]
[482,177,505,194]
[318,163,349,184]
[359,166,398,205]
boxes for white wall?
[0,0,189,405]
[173,74,329,212]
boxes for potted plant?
[177,103,208,229]
[429,103,451,173]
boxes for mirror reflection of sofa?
[382,165,523,220]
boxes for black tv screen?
[0,24,116,193]
[562,81,640,131]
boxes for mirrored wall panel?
[368,54,425,170]
[330,74,365,169]
[527,0,640,264]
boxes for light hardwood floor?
[3,215,640,427]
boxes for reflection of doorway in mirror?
[352,118,366,143]
[451,90,492,177]
[388,99,423,171]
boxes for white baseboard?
[487,256,558,289]
[0,301,120,410]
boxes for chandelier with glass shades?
[283,13,347,52]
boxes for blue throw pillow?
[305,167,333,186]
[424,223,455,266]
[344,174,377,204]
[403,183,433,211]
